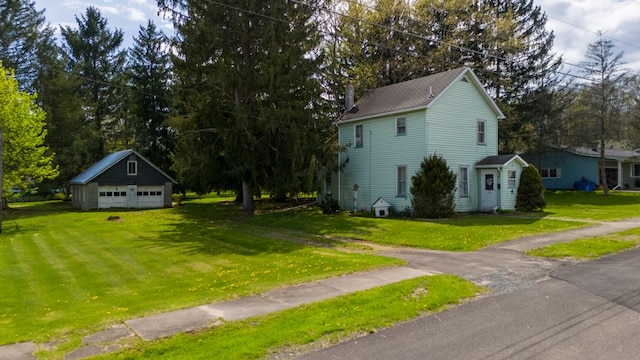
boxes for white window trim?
[631,164,640,177]
[396,116,406,136]
[396,165,407,197]
[477,120,486,145]
[540,168,561,179]
[127,160,138,176]
[459,165,469,197]
[508,170,517,188]
[354,124,363,148]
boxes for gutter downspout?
[337,123,341,208]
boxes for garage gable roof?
[69,149,176,185]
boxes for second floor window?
[355,124,363,147]
[396,117,406,136]
[477,120,486,144]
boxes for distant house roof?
[558,146,640,161]
[475,154,528,168]
[337,67,504,123]
[69,149,176,185]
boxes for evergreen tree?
[515,164,545,211]
[159,0,329,212]
[0,65,58,232]
[127,20,174,175]
[61,6,127,164]
[410,154,456,218]
[36,48,85,196]
[0,0,55,92]
[579,32,626,196]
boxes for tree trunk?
[242,181,254,213]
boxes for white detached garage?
[70,149,176,210]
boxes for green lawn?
[3,190,640,358]
[527,227,640,259]
[95,275,483,360]
[248,205,586,251]
[0,199,401,347]
[536,190,640,221]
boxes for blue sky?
[34,0,640,73]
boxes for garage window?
[127,161,137,175]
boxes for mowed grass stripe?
[1,237,43,343]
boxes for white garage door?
[135,186,165,208]
[98,186,128,209]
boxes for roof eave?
[335,105,429,125]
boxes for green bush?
[516,164,546,211]
[410,154,457,218]
[320,197,340,214]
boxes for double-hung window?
[354,124,363,148]
[632,164,640,177]
[397,166,407,197]
[396,117,406,136]
[459,166,469,197]
[477,120,486,144]
[508,170,517,188]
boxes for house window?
[540,168,560,178]
[354,124,363,148]
[127,161,137,175]
[508,170,517,188]
[396,117,406,136]
[477,120,486,144]
[632,164,640,177]
[397,166,407,197]
[459,166,469,197]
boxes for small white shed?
[372,197,391,217]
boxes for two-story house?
[331,67,527,213]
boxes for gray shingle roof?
[475,154,528,168]
[69,149,176,185]
[337,67,502,123]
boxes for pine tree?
[410,154,457,218]
[61,6,127,164]
[0,0,55,92]
[159,0,328,212]
[515,164,545,212]
[127,20,174,175]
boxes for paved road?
[298,247,640,360]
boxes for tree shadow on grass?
[135,200,383,257]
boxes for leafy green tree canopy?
[0,64,58,231]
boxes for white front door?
[481,171,498,211]
[128,185,138,208]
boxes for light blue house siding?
[335,69,507,213]
[523,148,640,190]
[523,150,599,189]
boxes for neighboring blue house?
[70,149,176,210]
[522,146,640,190]
[330,67,527,213]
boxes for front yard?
[2,189,639,358]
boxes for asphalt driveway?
[298,247,640,360]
